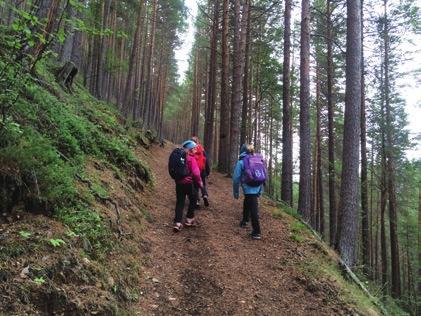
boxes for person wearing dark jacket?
[173,140,203,232]
[232,144,263,240]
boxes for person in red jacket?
[173,140,203,232]
[191,136,210,207]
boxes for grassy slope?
[0,63,154,315]
[270,202,408,316]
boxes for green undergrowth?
[271,202,408,315]
[300,253,380,315]
[0,61,152,254]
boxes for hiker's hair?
[191,136,200,144]
[247,144,254,154]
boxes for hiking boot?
[250,233,261,240]
[173,222,183,232]
[239,221,248,228]
[195,201,201,209]
[184,217,197,227]
[203,195,209,207]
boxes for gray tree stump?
[56,61,78,93]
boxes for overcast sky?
[174,0,421,161]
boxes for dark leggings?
[174,183,197,223]
[200,172,208,197]
[242,194,261,235]
[194,172,208,201]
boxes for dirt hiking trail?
[137,144,360,316]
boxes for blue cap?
[182,140,197,150]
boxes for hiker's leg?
[174,184,186,223]
[193,182,200,207]
[250,195,261,235]
[242,195,250,223]
[186,184,198,219]
[200,172,208,198]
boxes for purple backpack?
[242,153,267,186]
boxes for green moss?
[1,61,151,253]
[56,205,111,254]
[289,221,307,243]
[299,254,381,315]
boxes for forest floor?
[136,144,378,316]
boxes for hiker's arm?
[232,161,242,199]
[205,151,210,176]
[258,183,263,197]
[190,157,203,189]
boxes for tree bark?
[316,66,324,237]
[417,183,421,316]
[298,0,311,222]
[360,0,370,277]
[144,0,158,129]
[191,49,200,136]
[326,0,337,248]
[218,0,230,173]
[383,0,400,297]
[380,98,388,292]
[31,0,62,69]
[229,0,246,174]
[123,0,144,116]
[203,0,219,164]
[240,0,251,145]
[281,0,293,207]
[338,0,361,267]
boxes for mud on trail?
[137,144,365,316]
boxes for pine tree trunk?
[338,0,361,267]
[298,0,311,222]
[316,67,324,237]
[203,0,219,164]
[191,50,200,136]
[281,0,293,207]
[138,14,149,121]
[70,0,83,68]
[123,0,144,116]
[95,0,112,99]
[416,183,421,316]
[370,148,375,276]
[144,0,158,129]
[31,0,62,69]
[229,0,246,174]
[360,0,370,276]
[381,127,388,291]
[383,0,400,297]
[240,0,251,145]
[326,0,337,248]
[218,0,230,173]
[60,2,77,63]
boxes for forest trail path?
[137,144,353,315]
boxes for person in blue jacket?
[232,144,263,240]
